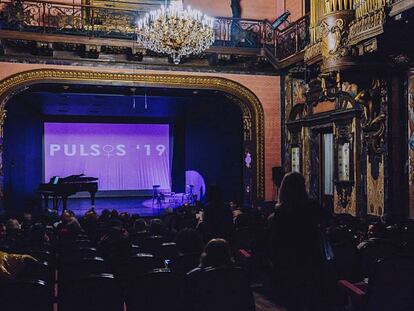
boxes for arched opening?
[0,69,264,215]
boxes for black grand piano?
[38,174,98,211]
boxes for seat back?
[59,257,110,283]
[115,253,164,279]
[0,279,52,311]
[60,273,123,311]
[360,239,399,278]
[186,267,255,311]
[61,247,98,261]
[139,235,168,254]
[332,243,359,281]
[169,253,200,276]
[126,268,183,311]
[156,242,180,259]
[367,256,414,311]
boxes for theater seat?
[126,268,183,311]
[184,266,255,311]
[156,242,180,259]
[60,273,123,311]
[169,252,201,276]
[0,279,53,311]
[115,253,164,280]
[139,235,169,254]
[339,256,414,311]
[58,257,110,283]
[359,239,399,278]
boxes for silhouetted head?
[110,209,119,219]
[133,219,147,232]
[6,218,21,231]
[149,218,164,236]
[278,172,308,211]
[22,211,32,223]
[367,223,386,239]
[200,238,233,268]
[62,211,73,223]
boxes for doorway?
[320,131,334,212]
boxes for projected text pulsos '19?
[49,144,167,157]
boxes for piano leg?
[62,196,68,211]
[53,196,58,211]
[44,194,49,210]
[90,191,96,208]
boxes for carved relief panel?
[407,75,414,219]
[333,120,357,215]
[357,79,387,216]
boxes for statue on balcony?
[231,0,241,18]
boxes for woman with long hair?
[269,172,323,311]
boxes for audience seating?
[113,253,165,280]
[169,252,201,276]
[185,266,255,311]
[60,246,98,261]
[339,256,414,311]
[359,239,399,278]
[139,235,169,254]
[156,242,180,259]
[58,257,111,283]
[126,268,184,311]
[60,273,124,311]
[0,279,53,311]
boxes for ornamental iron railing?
[0,0,310,61]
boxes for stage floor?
[64,197,178,217]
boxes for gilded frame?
[0,69,265,200]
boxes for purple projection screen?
[44,123,171,191]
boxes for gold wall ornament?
[0,69,265,199]
[320,10,355,72]
[407,75,414,219]
[355,79,386,156]
[304,41,322,64]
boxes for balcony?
[0,0,310,70]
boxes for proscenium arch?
[0,69,265,200]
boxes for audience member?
[199,238,234,268]
[357,222,387,250]
[98,218,131,268]
[132,218,147,233]
[0,250,37,282]
[200,185,234,242]
[269,172,323,311]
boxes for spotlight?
[271,11,291,30]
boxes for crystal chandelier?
[136,1,215,64]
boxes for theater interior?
[0,0,413,311]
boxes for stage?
[61,196,181,217]
[2,84,244,215]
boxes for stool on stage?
[185,184,196,206]
[152,185,161,208]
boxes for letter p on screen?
[50,144,61,156]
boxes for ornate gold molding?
[304,41,322,64]
[0,69,265,198]
[348,7,386,46]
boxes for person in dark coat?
[269,172,323,311]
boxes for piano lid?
[50,174,98,183]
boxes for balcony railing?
[0,0,310,62]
